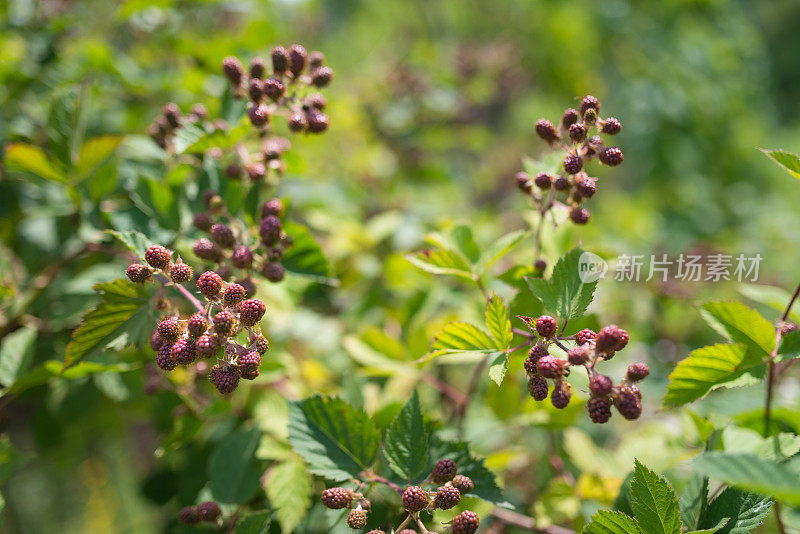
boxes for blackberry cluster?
[127,244,271,396]
[147,102,208,150]
[521,315,648,423]
[177,501,221,525]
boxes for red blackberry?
[288,112,308,132]
[222,283,247,307]
[222,56,244,86]
[431,458,457,484]
[260,215,282,246]
[567,346,589,366]
[563,153,583,175]
[528,375,549,401]
[262,262,285,283]
[212,310,236,336]
[551,380,572,409]
[196,333,221,358]
[197,501,221,522]
[249,56,267,79]
[535,315,558,338]
[247,163,266,181]
[561,108,579,127]
[187,314,208,338]
[433,485,460,510]
[126,263,151,284]
[630,383,642,399]
[238,350,261,380]
[210,224,236,248]
[595,325,627,355]
[288,44,307,77]
[321,487,352,509]
[169,261,193,284]
[193,212,212,231]
[157,318,181,343]
[305,93,327,110]
[534,172,553,189]
[238,299,266,326]
[271,46,289,73]
[515,172,533,193]
[779,321,798,336]
[451,475,474,494]
[614,388,643,420]
[599,147,624,166]
[569,207,590,225]
[402,486,429,513]
[190,104,208,121]
[588,397,612,424]
[601,117,622,135]
[553,175,571,191]
[262,198,284,218]
[367,531,385,534]
[231,246,254,269]
[309,51,325,69]
[575,328,596,346]
[627,362,650,382]
[579,95,600,115]
[248,79,263,102]
[248,104,270,128]
[589,374,613,397]
[150,330,164,351]
[306,111,329,133]
[253,335,270,354]
[263,78,285,101]
[156,344,176,370]
[171,338,197,365]
[162,103,181,128]
[535,119,560,142]
[451,510,480,534]
[193,238,223,262]
[209,364,239,394]
[536,356,564,379]
[178,506,199,525]
[312,66,334,87]
[346,509,367,529]
[568,122,587,143]
[198,271,223,299]
[575,176,596,198]
[145,245,171,270]
[266,247,285,262]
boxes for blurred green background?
[3,0,800,532]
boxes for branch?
[491,507,575,533]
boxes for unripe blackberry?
[288,112,308,132]
[238,298,266,326]
[238,350,261,380]
[178,506,200,525]
[262,262,285,283]
[212,310,236,336]
[196,333,221,358]
[567,346,590,365]
[366,531,385,534]
[197,501,221,522]
[311,66,334,87]
[553,175,571,191]
[150,330,164,350]
[253,335,270,354]
[321,487,352,509]
[222,56,244,86]
[534,172,553,189]
[536,355,565,379]
[260,215,282,246]
[247,163,267,181]
[305,93,327,110]
[614,388,643,420]
[535,119,559,142]
[263,78,285,102]
[222,283,247,307]
[248,104,270,128]
[346,509,367,529]
[431,458,457,483]
[198,271,224,299]
[157,318,181,343]
[589,374,613,397]
[261,198,284,218]
[627,362,650,381]
[579,95,599,115]
[402,486,429,512]
[126,263,151,284]
[779,321,798,336]
[250,56,267,79]
[145,245,171,270]
[535,258,547,272]
[551,380,572,409]
[193,238,223,262]
[271,46,289,73]
[433,485,460,510]
[599,147,624,166]
[162,103,181,128]
[190,104,208,121]
[525,344,549,373]
[308,51,325,69]
[575,176,596,198]
[193,212,212,231]
[451,474,474,494]
[515,172,533,193]
[587,397,612,424]
[451,510,480,534]
[306,111,329,133]
[171,338,197,365]
[217,264,233,281]
[568,122,587,143]
[156,344,177,370]
[535,315,558,338]
[169,261,193,284]
[561,108,579,127]
[187,313,208,338]
[630,383,642,399]
[288,44,307,77]
[595,325,627,354]
[583,107,598,125]
[528,375,549,401]
[209,364,239,394]
[601,117,621,135]
[563,153,583,175]
[575,328,596,346]
[248,79,263,102]
[569,207,590,225]
[238,277,257,297]
[230,246,254,269]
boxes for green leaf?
[690,452,800,505]
[680,473,708,530]
[2,361,132,398]
[582,510,642,534]
[431,322,498,352]
[208,427,262,504]
[452,225,480,264]
[759,147,800,180]
[75,135,123,179]
[64,279,154,368]
[485,294,512,349]
[480,230,529,273]
[382,390,429,481]
[281,222,336,285]
[235,511,272,534]
[288,396,380,481]
[106,229,152,259]
[698,487,772,534]
[181,121,250,154]
[48,88,85,167]
[172,123,206,154]
[265,458,312,533]
[663,344,764,407]
[487,352,508,386]
[685,518,729,534]
[0,327,37,388]
[701,301,775,357]
[406,249,475,281]
[0,434,30,483]
[4,143,68,183]
[630,460,682,534]
[526,248,596,320]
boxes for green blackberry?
[145,245,171,270]
[431,458,457,484]
[433,485,460,510]
[402,486,429,512]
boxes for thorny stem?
[155,274,205,314]
[490,506,575,533]
[360,471,403,494]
